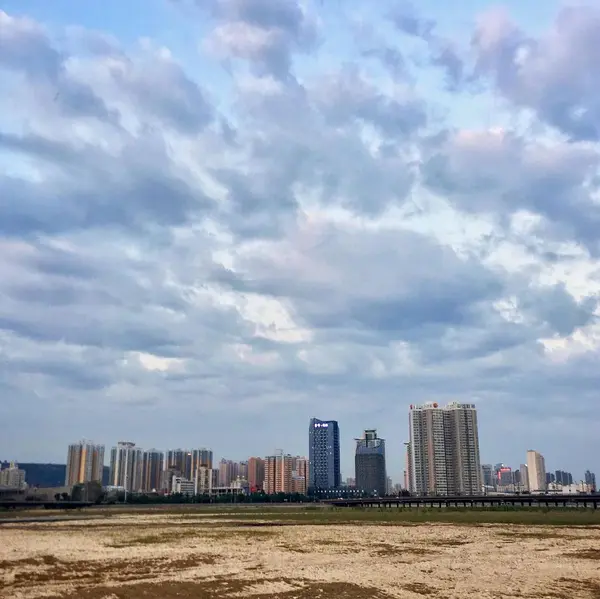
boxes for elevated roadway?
[324,493,599,509]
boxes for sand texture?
[1,512,600,598]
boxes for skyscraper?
[526,450,546,492]
[191,449,213,474]
[519,464,529,491]
[308,418,341,492]
[555,470,573,486]
[585,470,596,489]
[65,441,105,487]
[444,402,482,495]
[355,429,386,497]
[218,459,238,487]
[481,464,494,489]
[409,403,448,495]
[109,441,143,492]
[409,402,482,496]
[165,449,189,478]
[141,450,164,492]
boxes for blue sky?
[1,0,599,483]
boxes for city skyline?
[3,402,596,491]
[2,1,600,486]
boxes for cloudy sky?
[1,0,599,482]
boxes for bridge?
[324,493,600,509]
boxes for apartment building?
[409,402,482,496]
[141,449,164,492]
[109,441,143,492]
[264,453,293,494]
[65,441,105,487]
[248,457,265,491]
[291,456,308,494]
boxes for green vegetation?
[3,503,600,526]
[195,506,600,526]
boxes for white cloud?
[1,3,600,478]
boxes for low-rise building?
[172,475,194,496]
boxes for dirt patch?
[46,579,395,599]
[553,577,600,599]
[371,542,438,560]
[108,527,275,547]
[497,530,579,540]
[1,555,217,590]
[567,548,600,560]
[427,539,470,547]
[403,582,437,595]
[0,554,59,569]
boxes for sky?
[1,0,600,483]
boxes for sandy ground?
[1,513,600,599]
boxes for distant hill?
[1,462,110,487]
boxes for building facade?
[171,475,195,496]
[109,441,143,492]
[409,402,482,496]
[444,402,482,495]
[355,430,386,496]
[194,466,214,495]
[264,453,293,494]
[65,441,105,487]
[519,464,529,491]
[165,449,189,478]
[554,470,573,486]
[308,418,341,492]
[141,450,164,492]
[292,456,308,494]
[0,462,26,489]
[247,457,265,492]
[191,449,213,473]
[218,459,241,487]
[585,470,596,488]
[481,464,494,489]
[526,450,546,492]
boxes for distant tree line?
[108,491,313,504]
[46,485,412,504]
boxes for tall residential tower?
[408,402,482,496]
[65,441,105,487]
[109,441,143,492]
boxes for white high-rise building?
[109,441,143,492]
[526,450,546,492]
[409,402,482,496]
[0,462,26,489]
[195,466,213,495]
[519,464,529,491]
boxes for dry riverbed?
[1,512,600,598]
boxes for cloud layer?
[1,2,600,478]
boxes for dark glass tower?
[308,418,341,492]
[355,429,386,497]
